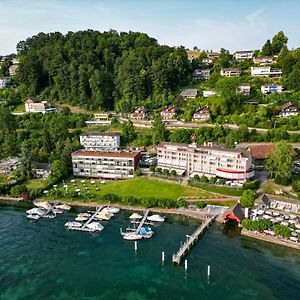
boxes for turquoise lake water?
[0,202,300,300]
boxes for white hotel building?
[157,142,254,181]
[79,132,120,151]
[72,150,141,179]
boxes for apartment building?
[71,150,141,179]
[252,56,274,65]
[79,131,120,150]
[261,84,283,94]
[220,68,241,77]
[157,142,254,181]
[85,113,111,126]
[251,66,282,78]
[234,50,254,61]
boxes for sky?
[0,0,299,54]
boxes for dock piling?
[162,251,165,263]
[134,241,138,252]
[184,259,188,271]
[207,265,211,277]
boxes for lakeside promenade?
[241,229,300,250]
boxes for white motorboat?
[101,208,114,217]
[86,222,104,232]
[52,208,64,214]
[147,214,165,222]
[27,214,40,221]
[26,207,46,216]
[65,221,82,228]
[129,213,143,220]
[123,233,143,241]
[106,206,120,214]
[96,211,112,221]
[54,204,71,211]
[33,200,53,210]
[75,216,89,222]
[77,213,91,218]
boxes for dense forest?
[15,30,191,112]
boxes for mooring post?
[134,241,137,252]
[162,251,165,263]
[184,259,188,271]
[207,265,211,278]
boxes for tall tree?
[261,39,273,56]
[17,141,34,180]
[265,141,293,185]
[271,31,288,55]
[152,115,168,145]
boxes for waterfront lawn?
[54,177,214,201]
[188,181,243,197]
[26,179,48,190]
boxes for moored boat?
[65,221,82,228]
[106,206,121,214]
[129,213,143,220]
[86,222,104,232]
[123,233,143,241]
[26,207,46,216]
[147,214,165,222]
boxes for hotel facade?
[157,142,254,181]
[79,132,121,150]
[72,150,141,179]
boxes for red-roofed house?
[247,144,275,166]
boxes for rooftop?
[247,144,275,160]
[80,131,120,137]
[180,89,198,98]
[72,150,140,159]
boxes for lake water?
[1,202,300,300]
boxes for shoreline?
[0,197,215,222]
[241,229,300,250]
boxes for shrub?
[149,166,155,172]
[292,179,300,192]
[134,170,143,177]
[218,179,226,185]
[274,224,291,238]
[200,175,209,183]
[195,201,207,209]
[163,169,169,176]
[194,174,200,181]
[243,179,259,191]
[209,177,217,184]
[102,194,121,202]
[155,167,162,173]
[170,170,177,176]
[10,185,28,197]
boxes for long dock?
[172,215,216,264]
[135,210,150,234]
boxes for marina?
[1,203,300,300]
[172,215,216,264]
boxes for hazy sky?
[0,0,299,54]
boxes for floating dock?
[68,206,103,232]
[135,210,150,234]
[172,215,216,264]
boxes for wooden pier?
[135,210,150,234]
[172,215,216,264]
[68,206,103,232]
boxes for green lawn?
[13,103,25,112]
[189,181,243,197]
[53,177,214,201]
[26,179,48,190]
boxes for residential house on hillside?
[203,90,216,97]
[9,64,18,76]
[71,150,142,179]
[234,50,254,61]
[0,77,11,89]
[251,66,282,78]
[80,131,121,151]
[278,102,299,118]
[193,69,210,80]
[220,68,241,77]
[130,106,149,120]
[253,56,274,65]
[24,97,58,114]
[160,105,177,120]
[180,89,198,99]
[192,106,210,121]
[32,162,51,179]
[261,84,283,94]
[207,51,220,60]
[246,144,275,166]
[238,83,251,96]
